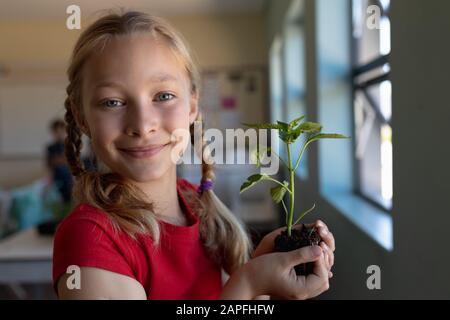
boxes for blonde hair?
[64,10,251,274]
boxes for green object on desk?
[10,179,71,231]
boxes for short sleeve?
[52,210,135,294]
[177,177,199,193]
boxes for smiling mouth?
[118,143,170,159]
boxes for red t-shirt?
[52,178,222,299]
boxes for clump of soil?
[274,224,322,276]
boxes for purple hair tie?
[197,179,214,194]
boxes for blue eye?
[102,99,125,108]
[155,92,175,102]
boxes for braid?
[189,115,214,181]
[191,113,252,274]
[64,88,85,178]
[199,118,215,183]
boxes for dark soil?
[274,224,322,276]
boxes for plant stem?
[294,139,311,172]
[281,199,288,225]
[286,143,295,237]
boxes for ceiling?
[0,0,267,20]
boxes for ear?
[189,91,199,125]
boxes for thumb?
[286,245,322,267]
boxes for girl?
[53,10,335,300]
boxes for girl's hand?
[244,245,330,299]
[312,220,335,277]
[252,220,335,278]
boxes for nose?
[124,99,159,137]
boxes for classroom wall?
[267,0,450,299]
[0,14,267,70]
[389,0,450,299]
[0,13,268,189]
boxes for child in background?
[53,11,335,300]
[46,119,73,204]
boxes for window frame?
[351,0,392,212]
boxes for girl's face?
[79,33,198,183]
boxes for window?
[269,0,308,179]
[269,36,283,124]
[283,0,307,179]
[316,0,392,250]
[352,0,392,210]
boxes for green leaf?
[279,130,299,144]
[270,181,289,203]
[289,116,305,129]
[278,130,289,143]
[307,133,349,144]
[297,122,323,134]
[277,119,324,144]
[276,121,289,131]
[241,122,282,130]
[240,174,270,193]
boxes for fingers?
[283,245,322,268]
[320,242,330,270]
[299,254,329,299]
[311,255,330,297]
[320,242,334,279]
[319,229,335,253]
[283,249,327,300]
[320,241,334,269]
[270,246,330,300]
[305,220,335,252]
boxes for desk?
[0,228,53,284]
